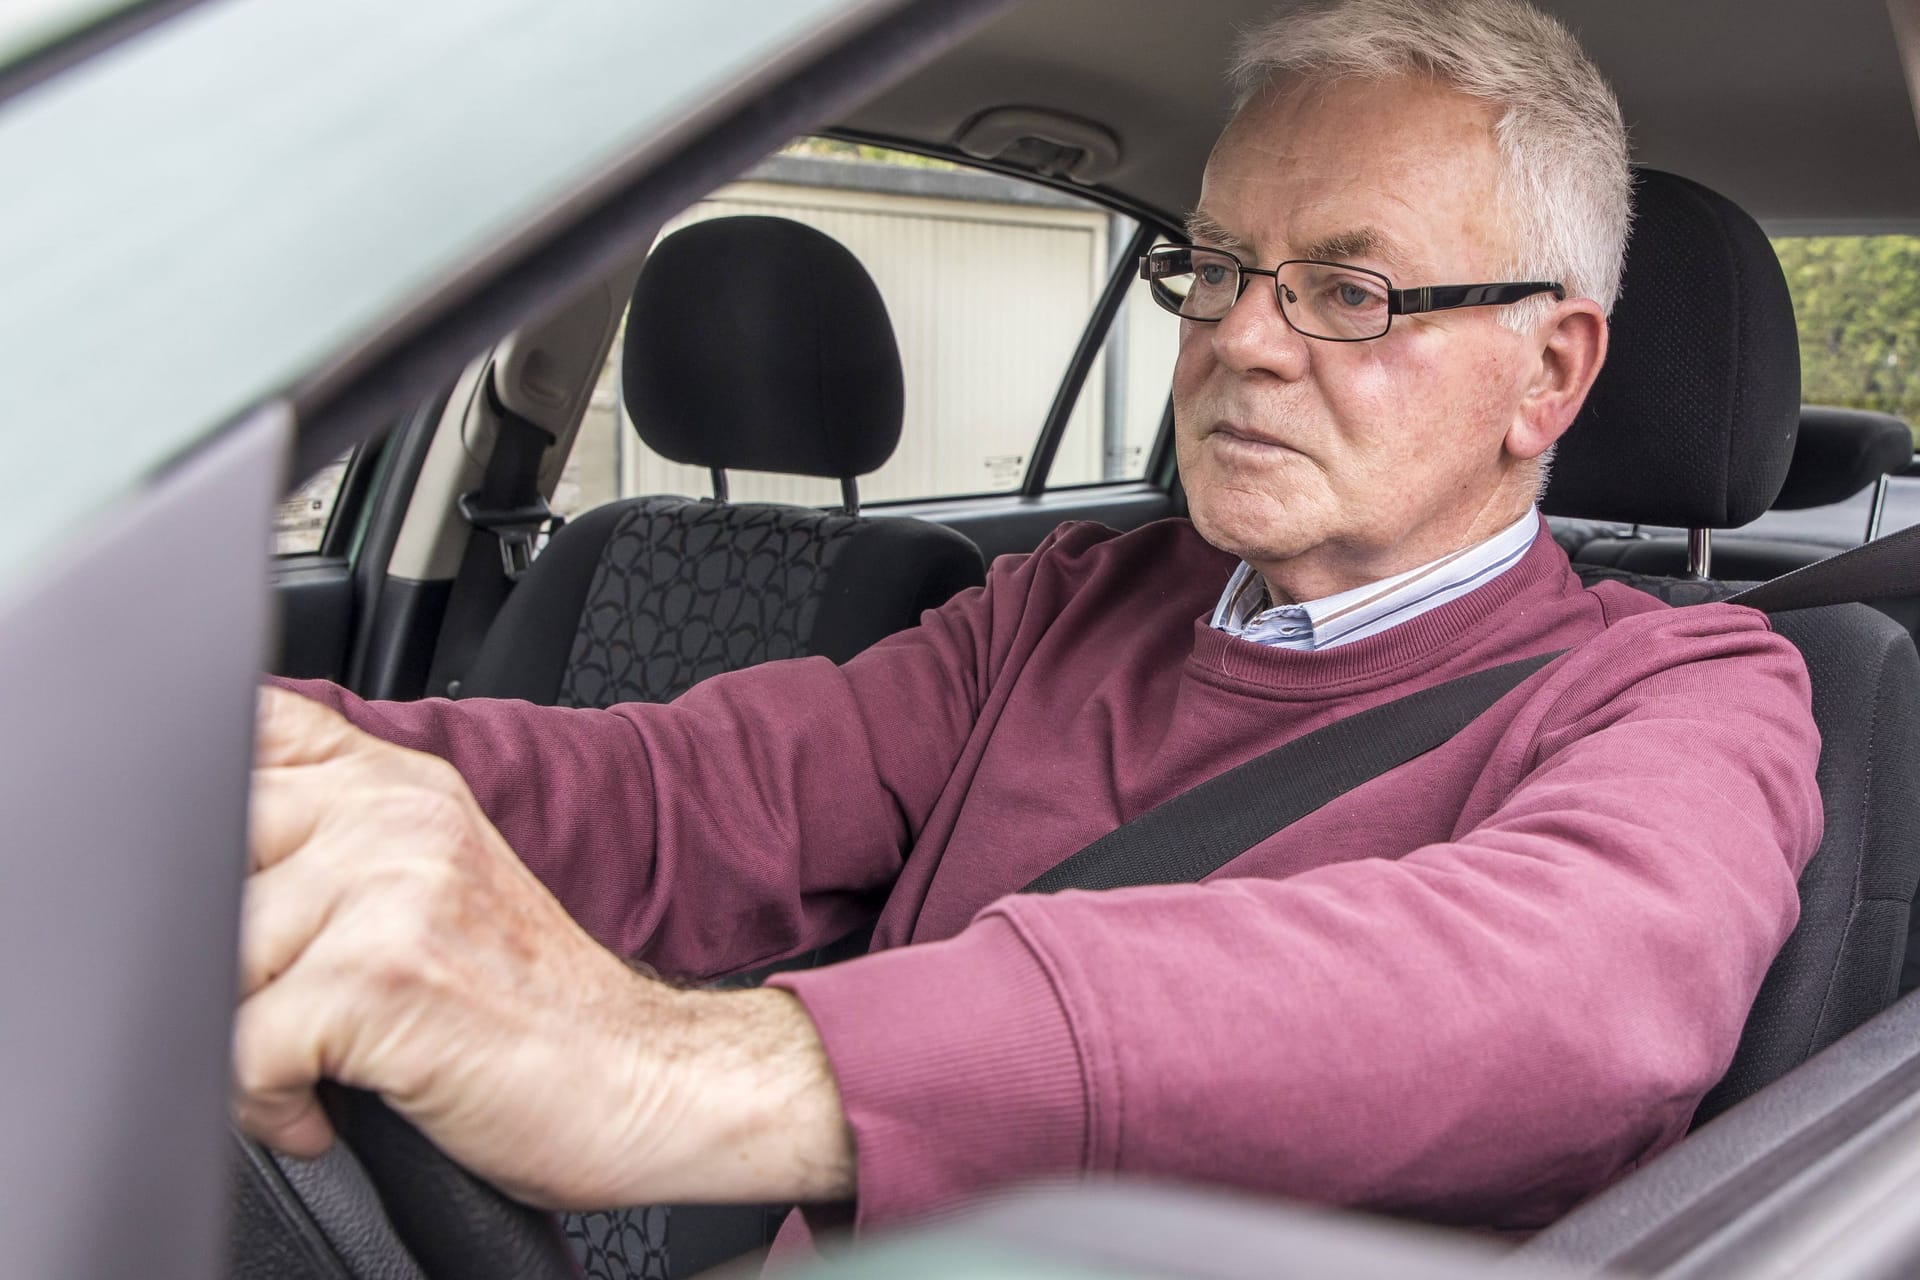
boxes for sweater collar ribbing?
[1185,516,1583,696]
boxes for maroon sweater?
[283,516,1820,1234]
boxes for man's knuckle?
[405,751,468,797]
[400,785,477,844]
[231,1026,283,1098]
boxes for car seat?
[456,215,986,707]
[1572,404,1912,575]
[1542,169,1920,1123]
[1549,404,1913,560]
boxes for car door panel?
[271,559,355,680]
[905,481,1179,563]
[0,404,285,1279]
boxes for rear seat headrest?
[1773,406,1913,510]
[1542,168,1801,529]
[622,216,905,479]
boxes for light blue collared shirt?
[1210,508,1540,651]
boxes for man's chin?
[1187,501,1318,569]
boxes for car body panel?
[0,403,284,1278]
[0,0,891,604]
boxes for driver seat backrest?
[1543,169,1920,1125]
[458,216,986,707]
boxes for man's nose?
[1210,275,1311,380]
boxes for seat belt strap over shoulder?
[1024,519,1920,897]
[1023,649,1564,895]
[1726,519,1920,612]
[463,377,562,584]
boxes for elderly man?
[240,0,1820,1247]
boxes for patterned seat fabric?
[565,1207,669,1280]
[460,495,982,707]
[557,499,862,707]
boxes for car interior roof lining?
[838,0,1920,233]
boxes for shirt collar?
[1210,508,1541,651]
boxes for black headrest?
[1542,169,1801,528]
[1773,406,1913,509]
[622,216,904,478]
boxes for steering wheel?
[320,1083,583,1279]
[233,1083,582,1279]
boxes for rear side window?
[1738,235,1920,544]
[556,142,1170,521]
[1774,235,1920,433]
[273,451,352,555]
[1049,234,1182,488]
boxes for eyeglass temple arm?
[1389,282,1567,315]
[1140,251,1182,281]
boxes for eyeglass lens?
[1149,249,1392,340]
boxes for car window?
[555,142,1169,522]
[1048,235,1181,488]
[272,450,352,556]
[1776,234,1920,427]
[1732,234,1920,545]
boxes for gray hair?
[1231,0,1631,329]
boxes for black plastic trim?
[270,559,355,681]
[343,388,448,698]
[825,125,1186,234]
[317,433,386,562]
[1148,395,1180,491]
[351,577,454,704]
[287,0,1017,485]
[1023,219,1159,495]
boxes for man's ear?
[1506,299,1608,461]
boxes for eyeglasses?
[1139,244,1565,342]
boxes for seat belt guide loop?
[456,492,561,582]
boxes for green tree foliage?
[782,137,957,170]
[1773,235,1920,436]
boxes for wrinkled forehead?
[1196,76,1511,277]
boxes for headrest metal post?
[1687,527,1713,579]
[840,477,861,518]
[709,468,729,504]
[1866,474,1891,542]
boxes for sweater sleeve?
[268,527,1090,980]
[769,607,1823,1230]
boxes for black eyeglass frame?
[1139,244,1567,342]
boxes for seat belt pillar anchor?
[456,492,561,583]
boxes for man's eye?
[1335,282,1377,308]
[1198,263,1232,287]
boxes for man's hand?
[233,687,855,1210]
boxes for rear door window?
[1777,234,1920,425]
[273,451,353,555]
[555,142,1172,522]
[1748,234,1920,543]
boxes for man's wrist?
[632,985,856,1206]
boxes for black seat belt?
[427,373,561,699]
[1022,525,1920,896]
[1725,520,1920,611]
[1022,650,1561,894]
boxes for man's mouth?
[1208,422,1295,452]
